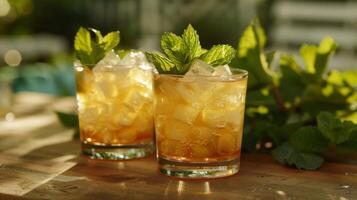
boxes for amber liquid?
[155,76,247,163]
[76,65,154,146]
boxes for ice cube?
[176,83,200,104]
[159,139,187,156]
[132,103,154,133]
[118,52,136,66]
[201,107,243,128]
[191,144,213,157]
[98,128,117,143]
[187,127,215,147]
[93,50,121,72]
[129,67,153,89]
[113,105,138,126]
[212,65,232,76]
[113,89,148,126]
[185,59,214,76]
[163,121,191,141]
[117,128,138,143]
[75,65,95,93]
[94,72,119,98]
[208,84,247,108]
[217,134,237,154]
[164,120,191,141]
[173,104,200,125]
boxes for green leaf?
[74,27,120,66]
[299,37,337,79]
[336,130,357,152]
[117,49,131,59]
[317,112,355,144]
[279,54,306,102]
[301,84,351,117]
[230,19,272,89]
[182,24,203,62]
[89,28,103,43]
[200,45,235,66]
[102,31,120,51]
[272,142,324,170]
[266,51,276,67]
[55,111,79,128]
[289,126,329,154]
[74,27,94,64]
[315,37,337,77]
[145,52,179,74]
[160,32,186,66]
[300,44,317,74]
[55,111,79,139]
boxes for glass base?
[82,142,154,160]
[158,157,239,179]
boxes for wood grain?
[0,93,356,200]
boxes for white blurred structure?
[271,0,357,70]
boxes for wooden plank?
[22,150,357,200]
[0,154,76,196]
[1,93,357,199]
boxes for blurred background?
[0,0,356,111]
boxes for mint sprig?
[146,24,235,74]
[74,27,120,66]
[233,19,357,170]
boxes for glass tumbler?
[154,69,248,178]
[75,57,154,160]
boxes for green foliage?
[74,27,120,66]
[147,24,235,74]
[55,111,79,139]
[272,142,324,170]
[289,126,329,154]
[200,45,235,66]
[230,19,272,89]
[235,19,357,170]
[317,112,356,144]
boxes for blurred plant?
[230,19,357,170]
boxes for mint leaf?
[89,28,103,42]
[182,24,203,61]
[55,111,79,139]
[300,44,317,74]
[299,37,337,79]
[200,45,235,66]
[279,54,306,102]
[230,19,272,89]
[337,130,357,152]
[317,112,354,144]
[272,142,324,170]
[315,37,337,77]
[74,27,95,64]
[150,24,235,74]
[289,126,329,154]
[161,32,186,66]
[102,31,120,51]
[117,49,131,59]
[145,52,178,74]
[74,27,120,66]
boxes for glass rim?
[74,62,153,71]
[154,68,248,79]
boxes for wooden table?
[1,93,356,200]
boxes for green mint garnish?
[200,44,235,66]
[146,24,235,74]
[74,27,120,66]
